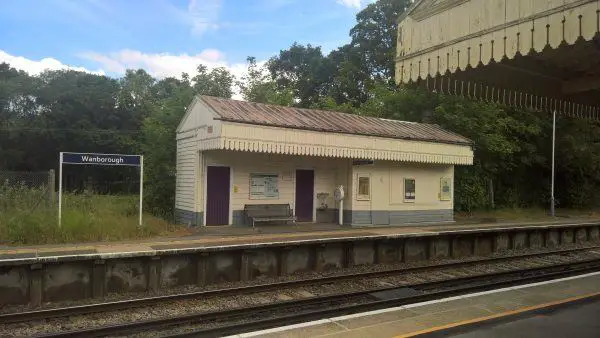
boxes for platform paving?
[450,293,600,338]
[234,273,600,338]
[0,218,599,260]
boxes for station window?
[404,178,415,202]
[357,174,370,200]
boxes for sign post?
[58,152,144,227]
[550,110,556,217]
[58,153,64,227]
[139,156,144,226]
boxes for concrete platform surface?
[444,295,600,338]
[229,272,600,338]
[0,218,599,260]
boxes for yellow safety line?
[394,291,600,338]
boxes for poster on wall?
[440,177,452,201]
[404,178,416,201]
[250,173,279,199]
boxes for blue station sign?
[61,152,142,166]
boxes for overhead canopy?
[396,0,600,118]
[178,96,474,165]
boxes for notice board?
[250,173,279,199]
[440,177,452,201]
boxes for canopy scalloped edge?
[396,0,600,84]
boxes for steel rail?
[2,244,598,325]
[34,256,600,338]
[176,261,600,338]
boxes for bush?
[0,189,185,245]
[453,166,488,212]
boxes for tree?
[2,0,599,218]
[142,77,194,217]
[349,0,411,81]
[192,65,235,98]
[118,69,155,107]
[0,63,38,169]
[267,43,334,107]
[143,65,234,217]
[553,118,600,208]
[237,57,294,105]
[115,69,156,150]
[326,45,371,106]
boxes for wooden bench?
[244,204,296,228]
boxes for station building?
[175,95,473,227]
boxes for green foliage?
[349,0,411,81]
[237,57,294,106]
[192,65,235,98]
[554,118,600,208]
[267,43,334,107]
[326,45,372,107]
[0,191,181,245]
[3,0,600,228]
[453,165,489,212]
[141,67,234,218]
[142,78,193,218]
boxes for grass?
[0,185,188,245]
[3,186,600,246]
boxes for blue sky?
[0,0,373,81]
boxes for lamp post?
[550,110,556,217]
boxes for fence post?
[48,169,56,205]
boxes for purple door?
[295,169,314,222]
[206,166,230,226]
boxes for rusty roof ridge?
[215,117,472,146]
[199,95,474,146]
[202,95,441,127]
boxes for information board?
[440,177,452,201]
[250,173,279,199]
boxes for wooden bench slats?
[244,203,296,228]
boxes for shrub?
[0,189,185,245]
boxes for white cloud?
[179,0,223,36]
[0,50,105,76]
[79,49,266,100]
[79,49,232,78]
[0,48,266,101]
[335,0,374,9]
[336,0,361,8]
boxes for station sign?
[58,152,144,227]
[62,152,142,166]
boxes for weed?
[0,186,186,245]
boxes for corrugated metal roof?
[200,96,473,146]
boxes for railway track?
[2,245,598,324]
[169,259,600,338]
[4,246,600,337]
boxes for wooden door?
[206,166,230,225]
[295,169,314,222]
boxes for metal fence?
[0,170,55,211]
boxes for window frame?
[356,173,371,201]
[403,177,416,203]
